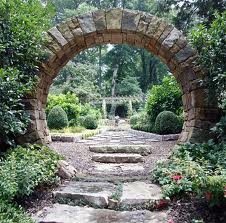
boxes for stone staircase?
[34,133,169,223]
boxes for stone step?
[53,181,116,208]
[34,204,167,223]
[91,163,145,176]
[89,145,152,156]
[120,181,163,207]
[92,153,144,163]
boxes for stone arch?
[20,8,219,144]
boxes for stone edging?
[128,129,180,141]
[51,129,103,142]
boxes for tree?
[51,62,100,103]
[116,76,142,96]
[155,0,226,31]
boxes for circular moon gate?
[20,8,219,144]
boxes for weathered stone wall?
[18,8,219,144]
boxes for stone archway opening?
[20,8,219,145]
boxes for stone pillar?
[16,96,51,145]
[127,99,133,117]
[102,98,107,119]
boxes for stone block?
[78,13,96,35]
[92,153,144,163]
[122,9,141,32]
[94,34,104,43]
[106,8,123,31]
[48,27,68,47]
[120,181,163,206]
[57,160,77,179]
[162,27,182,49]
[111,33,123,44]
[175,44,196,64]
[146,16,162,37]
[92,10,106,32]
[34,204,167,223]
[57,22,74,44]
[137,13,153,34]
[53,181,115,208]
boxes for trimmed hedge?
[155,111,183,134]
[47,105,68,130]
[79,115,98,130]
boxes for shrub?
[80,115,98,129]
[155,111,182,134]
[47,106,68,130]
[130,114,140,127]
[47,93,81,122]
[130,112,155,133]
[152,141,226,207]
[146,76,182,122]
[80,103,101,120]
[0,144,61,202]
[0,1,53,146]
[0,199,33,223]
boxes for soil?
[168,197,226,223]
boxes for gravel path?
[50,130,176,177]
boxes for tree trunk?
[98,45,102,94]
[110,65,119,118]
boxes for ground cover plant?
[0,144,61,222]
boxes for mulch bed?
[167,197,226,223]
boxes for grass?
[50,126,85,134]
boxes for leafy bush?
[152,141,226,207]
[80,115,98,129]
[47,93,81,123]
[0,144,61,201]
[146,76,182,122]
[130,112,155,133]
[189,12,226,107]
[80,103,101,120]
[0,199,33,223]
[0,69,30,146]
[47,106,68,130]
[155,111,183,134]
[0,1,53,146]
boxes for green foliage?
[0,69,29,146]
[0,199,33,223]
[155,111,183,134]
[189,12,226,107]
[80,103,101,120]
[51,62,100,103]
[153,141,226,206]
[130,112,155,133]
[156,0,226,31]
[0,144,61,201]
[47,106,68,130]
[47,93,81,122]
[146,75,182,122]
[79,115,98,130]
[0,0,54,146]
[116,76,142,96]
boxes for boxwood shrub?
[47,105,68,130]
[155,111,183,134]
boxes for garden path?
[34,130,177,223]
